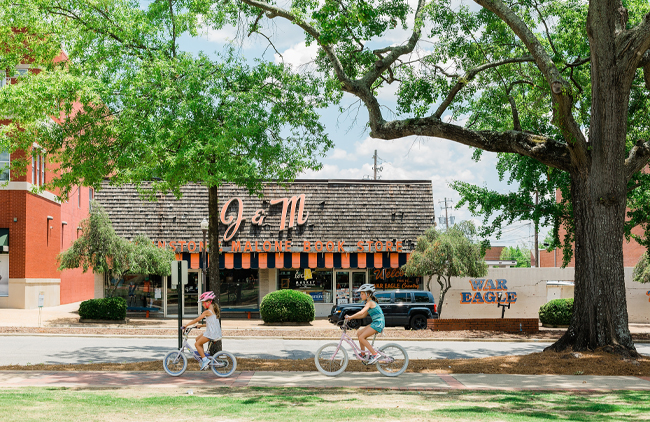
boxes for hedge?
[260,290,315,323]
[538,298,573,326]
[78,297,127,320]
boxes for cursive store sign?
[221,194,309,241]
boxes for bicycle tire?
[314,342,349,376]
[163,351,187,377]
[210,351,237,377]
[376,343,409,377]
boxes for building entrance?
[334,270,367,304]
[166,270,204,317]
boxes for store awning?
[175,252,411,270]
[0,228,8,252]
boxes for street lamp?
[201,217,209,291]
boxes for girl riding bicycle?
[344,284,385,364]
[182,291,222,370]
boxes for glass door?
[183,271,201,317]
[335,270,367,304]
[351,272,366,303]
[335,271,350,304]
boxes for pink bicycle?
[314,320,409,377]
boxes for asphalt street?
[5,335,648,365]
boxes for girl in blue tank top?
[345,284,385,364]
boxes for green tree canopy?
[402,221,487,317]
[0,0,333,197]
[499,246,531,268]
[58,203,175,294]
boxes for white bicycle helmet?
[356,283,376,293]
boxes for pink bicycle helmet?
[198,291,216,302]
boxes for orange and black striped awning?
[177,252,410,270]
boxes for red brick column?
[427,318,539,333]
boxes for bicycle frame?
[332,321,390,364]
[178,327,211,362]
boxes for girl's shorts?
[370,320,385,333]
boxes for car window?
[394,293,411,303]
[375,293,391,303]
[414,292,431,303]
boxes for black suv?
[327,290,439,330]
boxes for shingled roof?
[94,180,435,253]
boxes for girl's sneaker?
[200,357,210,370]
[367,354,381,364]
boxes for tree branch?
[617,11,650,72]
[433,56,534,119]
[370,117,572,171]
[625,139,650,179]
[506,80,535,131]
[473,0,588,170]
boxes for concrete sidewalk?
[0,301,334,329]
[1,370,649,391]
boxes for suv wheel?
[409,314,428,330]
[347,318,360,329]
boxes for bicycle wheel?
[314,342,349,376]
[376,343,409,377]
[210,351,237,377]
[163,350,187,377]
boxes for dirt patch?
[1,350,648,376]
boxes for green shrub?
[260,290,315,323]
[538,298,574,326]
[78,297,127,320]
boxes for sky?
[174,2,545,249]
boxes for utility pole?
[372,150,383,180]
[438,198,454,230]
[534,191,539,267]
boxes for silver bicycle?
[163,326,237,377]
[315,320,409,377]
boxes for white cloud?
[328,148,357,161]
[202,24,239,44]
[275,42,319,68]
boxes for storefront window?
[219,269,259,308]
[369,268,422,290]
[278,269,333,303]
[107,274,163,309]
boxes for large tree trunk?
[208,185,222,353]
[547,1,637,355]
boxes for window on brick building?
[0,151,9,182]
[31,153,45,187]
[89,187,93,210]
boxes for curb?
[8,332,650,343]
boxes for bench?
[221,308,259,319]
[127,306,160,318]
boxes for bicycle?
[314,319,409,377]
[162,326,237,377]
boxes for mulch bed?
[1,350,649,376]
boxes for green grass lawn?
[1,387,649,421]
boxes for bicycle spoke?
[376,344,408,377]
[315,343,348,376]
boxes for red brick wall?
[428,318,539,333]
[24,194,61,278]
[0,190,26,278]
[59,187,94,304]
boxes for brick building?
[0,60,95,309]
[538,190,646,268]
